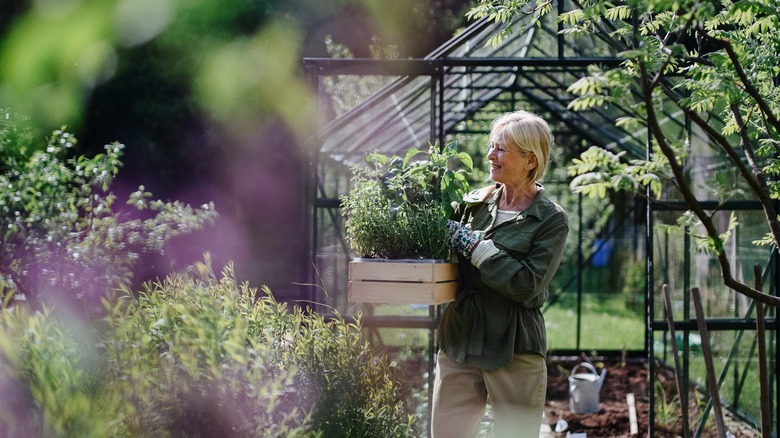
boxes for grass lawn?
[544,292,645,351]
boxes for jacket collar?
[486,183,548,221]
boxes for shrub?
[104,260,311,437]
[0,260,418,437]
[0,110,217,309]
[0,306,128,437]
[341,142,473,259]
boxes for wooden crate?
[348,259,459,305]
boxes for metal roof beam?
[302,57,625,76]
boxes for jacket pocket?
[493,230,532,257]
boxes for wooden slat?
[349,260,459,283]
[348,260,459,304]
[349,279,457,304]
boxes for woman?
[432,110,569,438]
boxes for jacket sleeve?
[475,209,569,307]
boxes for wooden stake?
[691,287,727,438]
[662,284,690,438]
[627,393,638,435]
[754,264,771,438]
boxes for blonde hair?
[489,110,553,182]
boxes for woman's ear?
[526,153,538,170]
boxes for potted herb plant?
[341,142,473,304]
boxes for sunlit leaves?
[615,116,642,130]
[604,5,631,21]
[568,75,606,101]
[566,64,637,112]
[665,210,739,255]
[568,146,667,199]
[558,8,584,27]
[567,94,607,112]
[467,0,553,47]
[0,112,218,304]
[568,146,625,198]
[726,0,775,28]
[761,137,780,200]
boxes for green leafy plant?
[1,259,418,437]
[0,306,127,438]
[0,110,218,308]
[654,379,683,432]
[341,142,473,259]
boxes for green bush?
[0,306,127,437]
[0,110,217,309]
[0,260,418,437]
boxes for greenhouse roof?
[302,6,689,167]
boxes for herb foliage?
[341,142,473,259]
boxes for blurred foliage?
[0,305,127,437]
[0,0,287,130]
[0,0,471,295]
[0,0,469,139]
[0,260,418,437]
[0,110,217,309]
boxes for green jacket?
[438,183,569,369]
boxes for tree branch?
[650,7,699,90]
[569,0,631,53]
[658,80,779,234]
[655,73,780,261]
[729,103,780,248]
[707,34,780,135]
[639,60,780,307]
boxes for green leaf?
[453,151,474,171]
[364,151,390,166]
[402,147,423,167]
[605,5,631,21]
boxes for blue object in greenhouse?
[591,238,613,268]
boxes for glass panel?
[653,210,773,321]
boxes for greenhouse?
[303,2,778,437]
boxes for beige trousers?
[431,350,547,438]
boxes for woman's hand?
[445,220,485,257]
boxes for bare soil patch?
[544,358,759,437]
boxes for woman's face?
[487,136,537,187]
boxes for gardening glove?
[445,219,485,258]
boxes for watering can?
[568,362,607,414]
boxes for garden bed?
[543,358,759,437]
